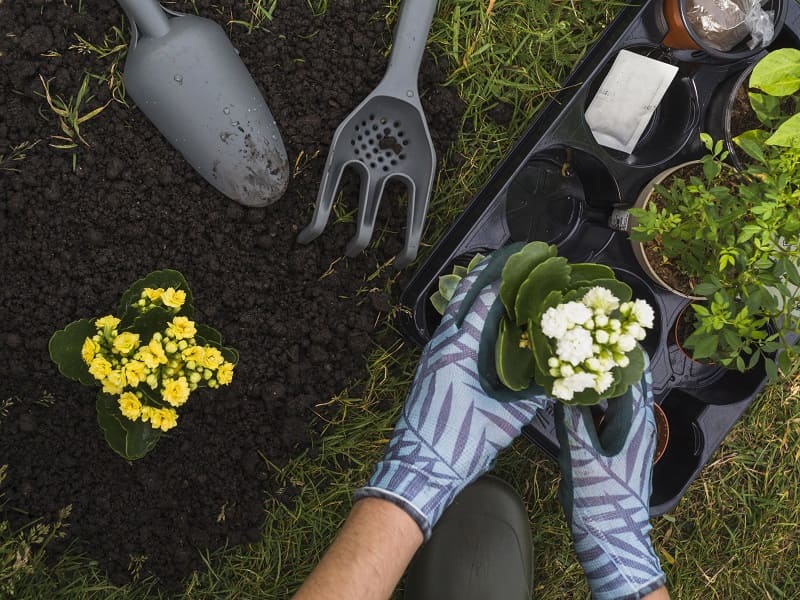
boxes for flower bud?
[560,364,575,377]
[165,341,178,354]
[595,314,609,328]
[153,332,163,342]
[548,357,560,368]
[178,340,188,351]
[190,372,202,384]
[146,374,158,389]
[204,369,212,380]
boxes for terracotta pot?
[653,402,670,464]
[592,402,670,464]
[628,160,704,300]
[662,0,787,60]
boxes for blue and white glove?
[355,259,551,539]
[555,365,666,600]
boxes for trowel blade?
[123,14,289,207]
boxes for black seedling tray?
[399,0,800,515]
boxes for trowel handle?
[382,0,438,94]
[117,0,171,39]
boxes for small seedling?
[0,140,40,172]
[38,73,111,171]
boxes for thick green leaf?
[127,306,174,342]
[499,242,556,320]
[452,265,468,278]
[49,318,97,386]
[604,346,646,398]
[568,263,615,284]
[692,282,718,296]
[430,292,449,316]
[118,270,194,325]
[438,273,462,298]
[561,387,603,406]
[495,319,536,391]
[195,324,223,345]
[466,253,487,272]
[748,91,782,127]
[529,322,554,376]
[96,393,161,460]
[750,48,800,96]
[220,345,239,365]
[765,113,800,148]
[515,257,571,326]
[453,243,525,328]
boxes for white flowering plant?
[462,242,655,405]
[49,270,238,460]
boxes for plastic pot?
[706,64,755,169]
[661,0,787,60]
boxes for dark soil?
[0,0,465,590]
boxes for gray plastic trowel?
[117,0,289,207]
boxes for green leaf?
[750,48,800,97]
[495,319,536,391]
[688,333,719,360]
[220,345,239,365]
[96,393,161,460]
[49,318,97,386]
[529,323,555,376]
[118,270,194,325]
[692,282,718,296]
[430,292,449,316]
[606,346,646,398]
[748,91,782,127]
[764,357,778,382]
[499,242,556,321]
[466,253,487,272]
[127,306,174,341]
[765,113,800,148]
[195,324,223,345]
[568,263,615,284]
[438,273,462,298]
[452,265,468,278]
[515,256,571,326]
[733,129,767,162]
[561,387,603,406]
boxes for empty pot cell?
[582,46,698,166]
[692,361,768,405]
[504,147,619,244]
[613,268,663,357]
[651,390,705,507]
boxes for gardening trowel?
[116,0,289,207]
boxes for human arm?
[291,497,423,600]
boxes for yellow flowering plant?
[48,270,238,460]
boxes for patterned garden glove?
[555,363,666,600]
[355,258,551,539]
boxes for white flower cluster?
[540,287,654,401]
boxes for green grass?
[5,0,800,598]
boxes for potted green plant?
[432,242,656,405]
[628,48,800,380]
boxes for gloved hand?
[555,363,666,600]
[355,258,551,539]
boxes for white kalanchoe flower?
[594,314,609,328]
[556,327,595,366]
[585,356,602,373]
[541,306,570,339]
[595,329,610,345]
[616,334,637,353]
[562,301,593,328]
[594,371,615,394]
[583,287,620,313]
[625,322,647,341]
[560,364,575,378]
[616,354,630,368]
[563,372,597,394]
[631,298,655,329]
[552,379,574,401]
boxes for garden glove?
[555,362,666,600]
[355,257,551,539]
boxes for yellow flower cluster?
[134,286,187,313]
[81,311,235,432]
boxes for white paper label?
[584,50,679,154]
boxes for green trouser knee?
[404,475,534,600]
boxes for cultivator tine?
[345,173,389,257]
[297,158,350,245]
[395,173,433,268]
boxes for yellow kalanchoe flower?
[95,315,120,329]
[162,376,190,407]
[217,362,234,385]
[158,408,178,432]
[112,331,140,355]
[182,344,205,364]
[88,355,112,380]
[124,360,146,388]
[161,287,186,309]
[118,392,142,421]
[147,338,168,365]
[81,337,98,364]
[102,369,127,395]
[201,346,224,370]
[167,316,196,340]
[143,287,165,301]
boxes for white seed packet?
[584,50,679,154]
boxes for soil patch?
[0,0,465,589]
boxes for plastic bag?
[687,0,775,52]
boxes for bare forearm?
[644,586,670,599]
[292,497,424,600]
